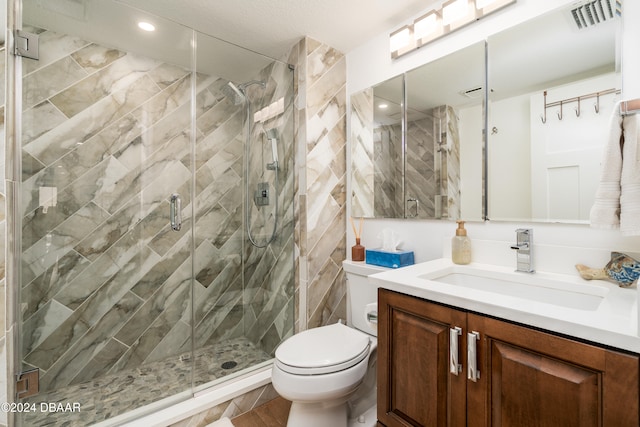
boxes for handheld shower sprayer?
[266,128,279,170]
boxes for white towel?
[590,104,624,228]
[620,113,640,235]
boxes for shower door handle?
[170,194,182,232]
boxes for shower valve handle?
[170,194,182,232]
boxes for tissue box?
[365,249,414,268]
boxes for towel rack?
[620,98,640,116]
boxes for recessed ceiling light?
[138,21,155,32]
[378,103,389,109]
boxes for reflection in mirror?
[488,3,620,222]
[351,75,403,218]
[350,43,486,220]
[405,42,485,221]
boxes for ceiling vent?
[570,0,620,29]
[460,86,484,99]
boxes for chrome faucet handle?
[511,228,534,273]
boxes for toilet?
[272,260,386,427]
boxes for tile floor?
[21,337,270,426]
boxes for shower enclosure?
[10,0,295,425]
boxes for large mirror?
[405,42,485,221]
[351,75,404,218]
[487,3,621,222]
[350,43,485,220]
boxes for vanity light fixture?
[442,0,471,27]
[390,25,414,58]
[390,0,515,59]
[137,21,156,32]
[414,10,443,45]
[476,0,515,14]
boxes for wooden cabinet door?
[467,313,639,427]
[377,289,467,427]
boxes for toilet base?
[348,404,377,427]
[287,400,348,427]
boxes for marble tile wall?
[350,96,460,220]
[2,18,339,427]
[444,106,462,220]
[15,25,294,404]
[405,105,461,219]
[350,88,375,218]
[292,37,347,330]
[241,60,295,356]
[373,125,402,218]
[143,35,347,427]
[0,37,7,427]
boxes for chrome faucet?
[510,228,534,273]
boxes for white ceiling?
[23,0,433,81]
[118,0,432,59]
[23,0,618,97]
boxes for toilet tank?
[342,260,390,337]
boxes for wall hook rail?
[557,101,563,120]
[540,88,619,124]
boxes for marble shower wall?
[349,88,375,217]
[406,105,461,219]
[241,61,295,356]
[350,93,460,220]
[373,125,402,218]
[350,88,403,219]
[0,37,7,427]
[17,26,294,396]
[156,35,346,427]
[292,37,347,330]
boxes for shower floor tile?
[22,337,271,427]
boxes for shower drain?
[221,361,238,370]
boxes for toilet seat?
[275,323,371,375]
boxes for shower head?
[238,80,266,91]
[222,82,245,105]
[265,128,278,141]
[221,80,266,105]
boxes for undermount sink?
[419,267,609,311]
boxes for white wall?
[529,73,619,221]
[459,104,483,220]
[345,0,640,266]
[488,94,531,219]
[348,0,572,94]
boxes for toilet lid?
[275,323,371,374]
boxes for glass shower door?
[189,31,295,392]
[17,1,197,424]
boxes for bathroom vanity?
[371,259,640,427]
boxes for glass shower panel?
[191,31,295,392]
[18,0,196,424]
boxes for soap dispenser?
[452,220,471,265]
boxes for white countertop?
[369,258,640,353]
